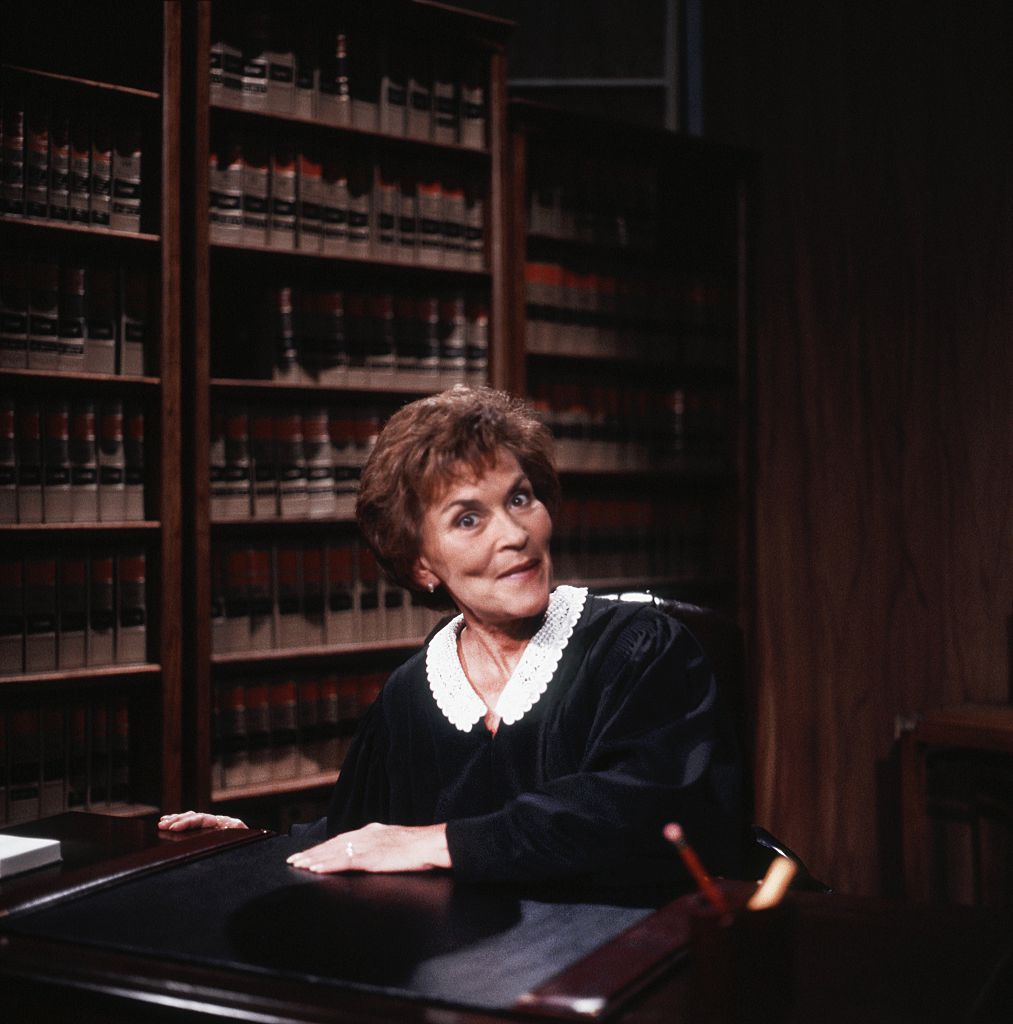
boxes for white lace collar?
[426,585,589,732]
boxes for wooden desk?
[900,703,1013,903]
[1,813,1011,1023]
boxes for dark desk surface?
[1,814,1011,1023]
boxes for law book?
[296,676,322,773]
[318,675,341,767]
[269,679,299,780]
[219,682,249,789]
[1,92,26,216]
[84,263,118,374]
[110,121,142,233]
[89,702,109,805]
[219,546,251,653]
[398,170,418,264]
[68,109,91,225]
[417,295,441,378]
[66,704,88,809]
[325,539,355,644]
[306,288,348,384]
[89,109,113,228]
[345,159,371,257]
[460,54,487,150]
[110,700,130,804]
[366,292,396,378]
[406,51,433,140]
[245,680,271,784]
[380,37,407,136]
[58,262,87,372]
[302,545,326,646]
[24,553,57,672]
[123,404,145,520]
[0,256,30,368]
[265,18,295,115]
[275,411,308,518]
[249,410,278,517]
[58,551,88,669]
[16,399,43,524]
[24,99,50,220]
[248,544,274,652]
[438,293,467,385]
[465,297,489,384]
[209,141,243,243]
[321,154,350,257]
[48,104,70,222]
[27,257,59,371]
[393,293,418,380]
[0,394,15,522]
[238,12,269,110]
[222,406,252,519]
[381,578,407,640]
[269,145,298,250]
[42,402,72,522]
[8,708,41,822]
[0,834,61,878]
[40,704,66,816]
[69,400,99,522]
[374,163,398,261]
[120,266,149,376]
[432,54,459,145]
[328,409,359,518]
[350,29,380,131]
[417,177,443,266]
[356,543,381,642]
[303,409,335,517]
[98,400,127,521]
[87,552,115,666]
[318,30,351,126]
[343,292,368,388]
[296,151,323,252]
[116,548,147,664]
[241,137,270,246]
[275,544,303,648]
[293,33,318,119]
[0,555,23,674]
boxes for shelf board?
[0,214,160,246]
[0,664,161,688]
[210,101,490,159]
[209,375,445,397]
[212,638,423,668]
[87,802,162,818]
[0,368,160,391]
[211,516,355,530]
[209,239,490,278]
[212,771,340,803]
[0,63,161,101]
[0,521,159,534]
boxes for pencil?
[664,822,729,913]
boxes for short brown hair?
[356,385,559,609]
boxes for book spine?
[24,553,57,672]
[120,267,149,376]
[318,30,351,126]
[58,262,87,372]
[42,401,72,522]
[398,170,417,264]
[366,292,396,376]
[222,406,251,519]
[209,139,243,243]
[266,29,296,116]
[220,546,251,653]
[460,56,486,149]
[269,679,299,780]
[345,159,371,257]
[297,151,323,253]
[220,682,249,789]
[356,542,381,642]
[248,544,274,652]
[417,178,443,266]
[249,411,278,517]
[110,699,130,803]
[58,552,88,669]
[245,680,271,784]
[1,92,26,216]
[68,108,91,225]
[9,708,41,822]
[296,677,321,773]
[28,257,59,371]
[380,38,407,137]
[48,104,70,223]
[350,31,380,131]
[69,400,99,523]
[464,180,485,270]
[325,539,355,645]
[116,549,147,664]
[67,704,88,809]
[17,401,44,523]
[269,145,298,251]
[275,544,303,648]
[241,137,270,246]
[465,297,489,385]
[89,702,109,805]
[88,552,115,666]
[0,555,23,674]
[302,409,335,518]
[24,99,50,220]
[406,53,432,141]
[321,155,349,257]
[438,293,467,385]
[84,263,118,374]
[123,404,145,520]
[0,395,15,523]
[302,544,326,646]
[0,256,29,369]
[89,109,113,228]
[40,705,66,816]
[374,163,398,260]
[110,121,142,233]
[275,410,308,518]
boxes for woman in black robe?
[160,386,742,885]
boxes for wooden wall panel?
[706,1,1013,895]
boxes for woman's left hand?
[286,821,451,874]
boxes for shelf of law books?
[190,1,511,810]
[0,1,182,821]
[508,101,748,610]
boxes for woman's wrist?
[421,823,452,869]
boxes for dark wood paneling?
[706,0,1013,896]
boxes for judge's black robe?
[310,595,743,887]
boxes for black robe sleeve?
[445,609,741,883]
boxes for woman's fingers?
[286,822,449,874]
[157,811,248,831]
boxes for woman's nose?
[493,508,528,547]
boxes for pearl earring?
[427,582,436,594]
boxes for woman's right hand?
[157,811,249,832]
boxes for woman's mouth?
[498,558,540,581]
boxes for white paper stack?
[0,834,62,878]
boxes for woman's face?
[414,449,553,630]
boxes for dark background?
[458,0,1013,900]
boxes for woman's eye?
[456,512,478,529]
[511,489,532,507]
